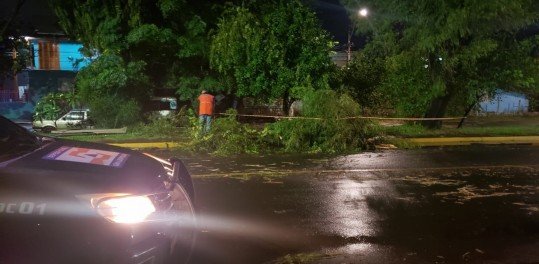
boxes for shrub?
[89,97,141,128]
[75,54,150,127]
[137,109,189,139]
[34,92,79,122]
[188,109,261,155]
[76,54,150,104]
[264,89,376,153]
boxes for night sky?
[0,0,61,34]
[310,0,360,49]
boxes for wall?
[0,70,76,120]
[58,42,90,71]
[479,90,529,114]
[32,40,89,71]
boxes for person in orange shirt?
[197,90,215,133]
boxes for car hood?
[0,139,167,195]
[0,139,172,263]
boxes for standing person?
[197,90,214,133]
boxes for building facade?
[0,37,88,120]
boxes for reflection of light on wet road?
[182,146,539,263]
[192,212,310,262]
[195,213,298,241]
[341,242,372,253]
[322,177,395,238]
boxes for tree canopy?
[51,0,218,103]
[0,0,29,79]
[343,0,539,127]
[210,0,335,112]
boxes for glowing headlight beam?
[96,195,156,224]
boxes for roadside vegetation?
[383,124,539,138]
[63,90,378,155]
[28,0,539,155]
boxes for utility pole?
[346,25,353,64]
[347,8,369,65]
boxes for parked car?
[0,115,196,264]
[33,108,92,132]
[11,119,35,133]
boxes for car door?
[55,113,70,129]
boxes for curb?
[108,142,185,149]
[107,136,539,149]
[408,136,539,146]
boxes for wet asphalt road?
[150,145,539,264]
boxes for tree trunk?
[282,90,291,116]
[234,96,244,111]
[422,94,452,129]
[457,102,476,129]
[457,93,482,128]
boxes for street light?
[359,8,368,17]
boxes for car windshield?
[0,116,41,162]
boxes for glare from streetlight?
[359,8,368,17]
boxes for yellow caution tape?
[217,113,465,121]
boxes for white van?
[33,109,91,132]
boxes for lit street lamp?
[359,8,368,17]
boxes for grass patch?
[51,120,190,143]
[382,124,539,138]
[59,132,146,143]
[58,131,186,143]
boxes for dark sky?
[0,0,62,34]
[311,0,351,43]
[311,0,364,50]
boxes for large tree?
[343,0,539,128]
[51,0,219,103]
[210,0,334,113]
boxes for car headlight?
[95,195,156,224]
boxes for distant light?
[359,8,369,17]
